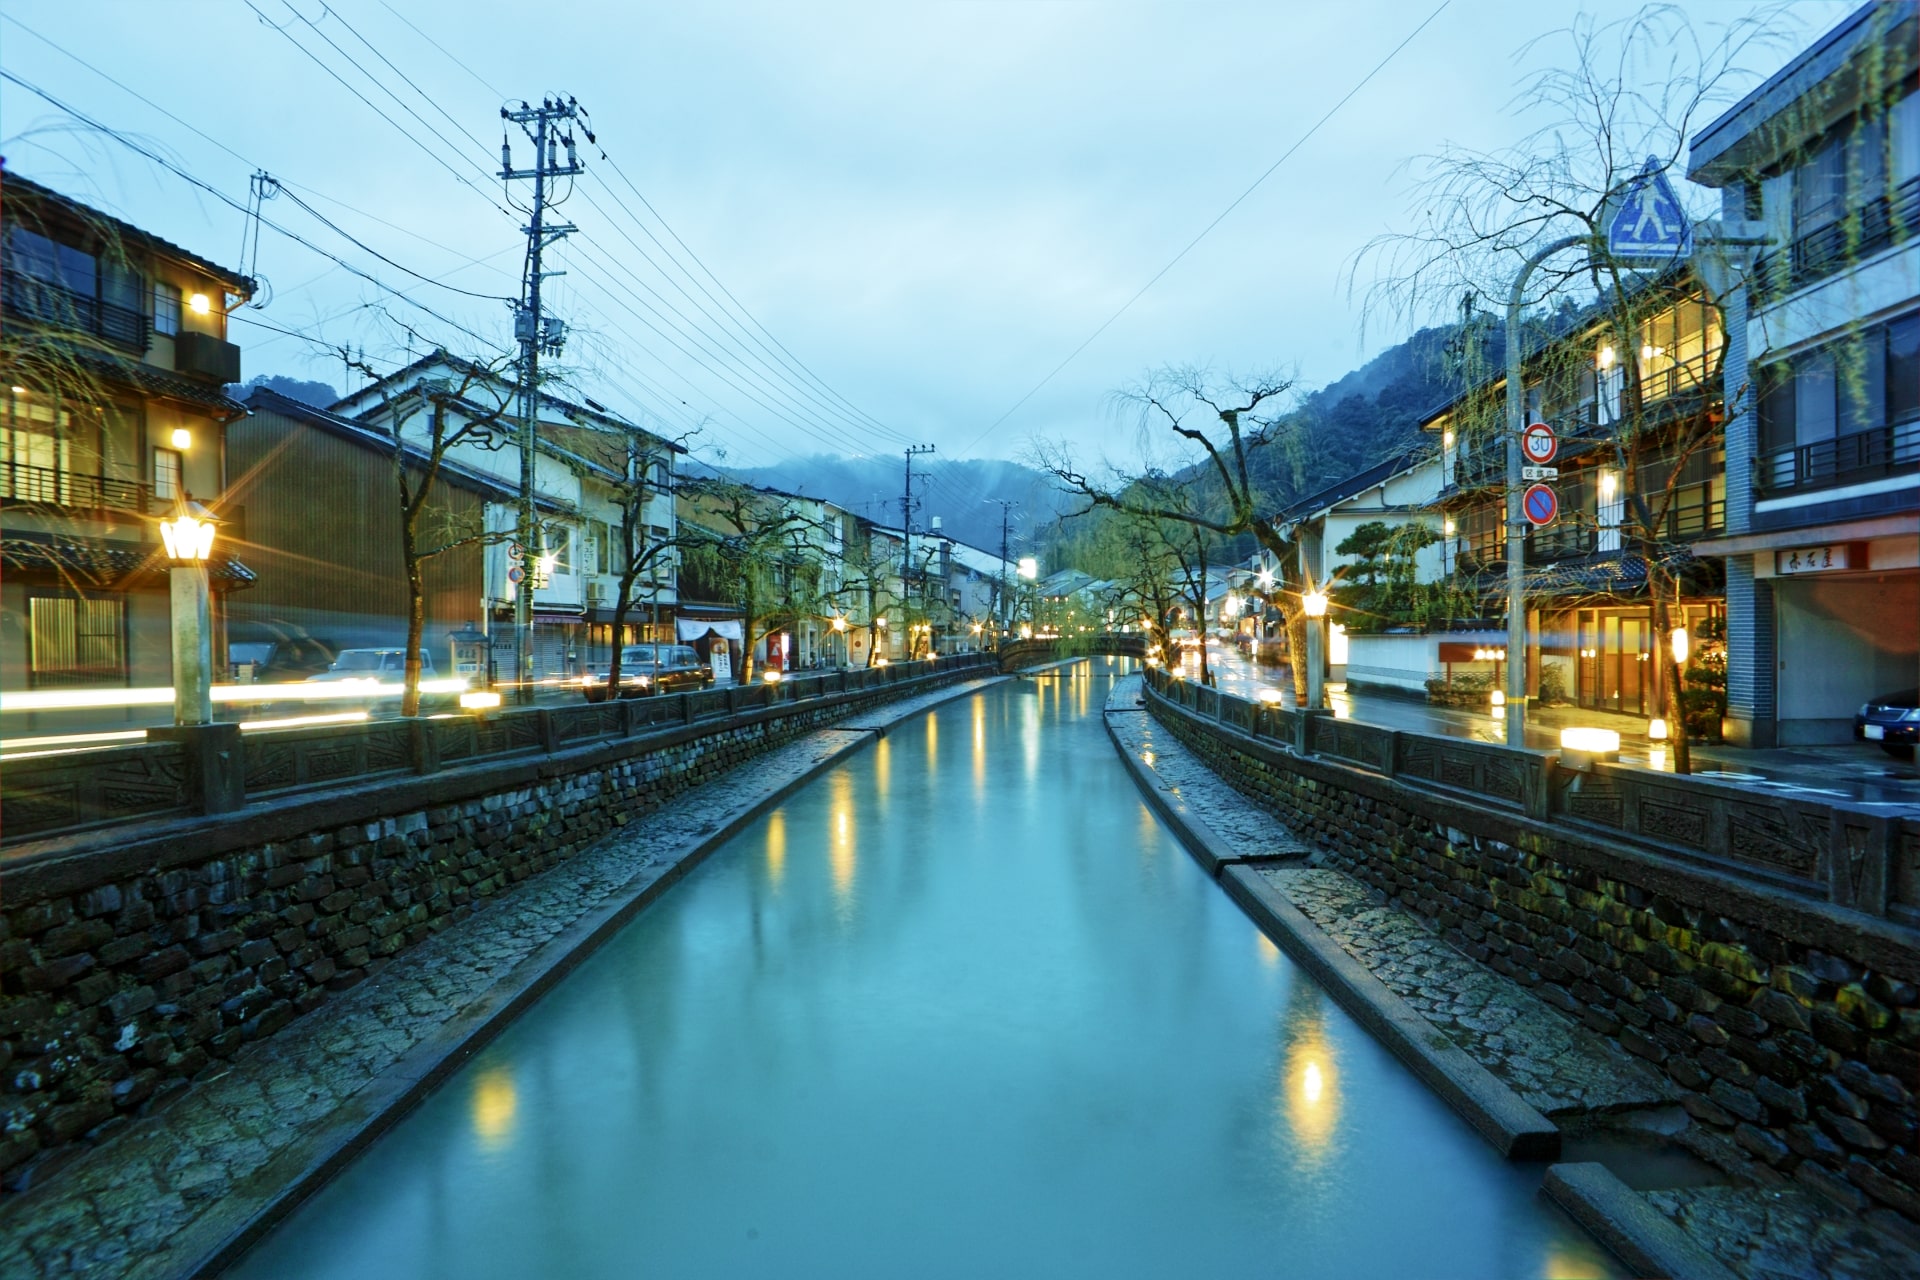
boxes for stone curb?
[1102,709,1242,877]
[1219,865,1562,1161]
[1544,1163,1740,1280]
[171,674,1007,1280]
[1102,684,1561,1161]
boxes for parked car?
[230,636,336,683]
[1855,688,1920,757]
[306,649,435,683]
[578,644,714,701]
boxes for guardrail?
[1142,664,1920,929]
[2,655,997,846]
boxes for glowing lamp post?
[159,499,220,726]
[1302,588,1329,713]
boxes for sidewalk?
[1186,648,1920,807]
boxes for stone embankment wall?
[0,662,989,1185]
[1144,683,1920,1223]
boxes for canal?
[229,660,1620,1279]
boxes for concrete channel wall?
[0,655,995,1183]
[1139,668,1920,1223]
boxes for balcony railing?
[2,460,156,516]
[2,274,149,352]
[1454,498,1724,572]
[1755,418,1920,497]
[1753,176,1920,308]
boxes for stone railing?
[3,656,997,848]
[0,653,998,1183]
[1140,664,1920,1222]
[1146,666,1920,925]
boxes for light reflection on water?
[230,661,1620,1280]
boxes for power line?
[956,0,1452,457]
[242,0,512,218]
[378,0,505,98]
[0,69,501,349]
[0,11,515,285]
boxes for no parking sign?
[1523,483,1559,528]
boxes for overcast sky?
[1,0,1853,473]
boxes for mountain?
[234,375,341,409]
[727,455,1073,553]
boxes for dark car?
[229,636,336,683]
[578,644,715,702]
[1855,688,1920,757]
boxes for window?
[1895,90,1920,186]
[154,447,183,500]
[10,227,96,295]
[1889,314,1920,423]
[28,594,127,688]
[153,282,182,336]
[541,525,573,574]
[1795,349,1838,446]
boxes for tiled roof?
[77,350,247,416]
[3,171,255,294]
[3,532,256,589]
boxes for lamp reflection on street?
[1277,984,1340,1162]
[470,1066,517,1149]
[926,712,938,769]
[972,697,986,794]
[828,772,856,906]
[766,810,787,887]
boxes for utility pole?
[500,96,588,701]
[901,443,935,619]
[986,498,1017,632]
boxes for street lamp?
[158,497,220,725]
[1302,588,1329,713]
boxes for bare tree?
[1038,366,1309,690]
[597,427,697,700]
[1350,6,1791,771]
[344,349,519,718]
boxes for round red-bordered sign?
[1523,483,1559,527]
[1521,422,1558,465]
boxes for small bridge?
[996,633,1146,672]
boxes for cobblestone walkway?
[1108,675,1920,1280]
[1106,676,1674,1117]
[0,678,1000,1280]
[1647,1185,1920,1280]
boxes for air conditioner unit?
[585,581,608,605]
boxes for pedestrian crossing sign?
[1606,157,1692,263]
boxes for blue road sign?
[1607,156,1692,261]
[1523,483,1558,528]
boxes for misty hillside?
[728,455,1075,552]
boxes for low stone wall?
[0,658,993,1185]
[1143,677,1920,1222]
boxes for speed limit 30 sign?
[1521,422,1558,465]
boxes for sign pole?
[1504,234,1587,745]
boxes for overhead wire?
[359,5,912,456]
[0,69,503,351]
[0,11,517,290]
[954,0,1452,458]
[241,0,513,218]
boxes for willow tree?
[1351,6,1790,771]
[677,480,816,683]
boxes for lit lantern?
[1670,626,1690,665]
[159,502,218,562]
[1648,717,1669,740]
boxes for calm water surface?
[231,660,1620,1279]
